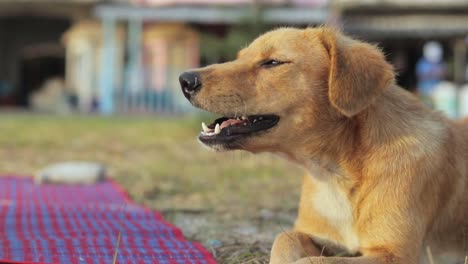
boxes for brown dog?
[179,27,468,264]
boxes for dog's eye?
[261,59,284,68]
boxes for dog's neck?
[280,118,360,184]
[356,87,448,153]
[285,86,448,185]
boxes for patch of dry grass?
[210,240,271,264]
[0,113,303,263]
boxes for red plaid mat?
[0,176,217,264]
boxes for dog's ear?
[318,27,395,117]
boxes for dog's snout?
[179,71,201,99]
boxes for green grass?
[0,113,303,263]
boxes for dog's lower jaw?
[197,140,227,152]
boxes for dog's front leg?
[291,255,401,264]
[271,231,423,264]
[288,244,424,264]
[270,231,322,264]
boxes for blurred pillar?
[143,23,199,114]
[62,20,102,113]
[454,38,467,86]
[125,19,143,112]
[99,17,116,115]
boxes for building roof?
[95,4,329,24]
[130,0,327,7]
[344,14,468,38]
[335,0,468,9]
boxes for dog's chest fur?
[307,163,360,254]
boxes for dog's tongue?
[220,119,243,129]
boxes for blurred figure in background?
[416,41,447,107]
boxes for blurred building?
[0,0,328,114]
[1,0,467,115]
[336,0,468,91]
[0,1,81,108]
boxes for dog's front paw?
[270,231,322,264]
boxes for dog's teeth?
[214,123,221,134]
[202,122,210,133]
[241,116,247,120]
[253,119,257,123]
[258,117,263,120]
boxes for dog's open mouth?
[199,114,279,146]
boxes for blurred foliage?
[201,4,271,63]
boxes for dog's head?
[180,27,394,154]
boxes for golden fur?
[183,27,468,263]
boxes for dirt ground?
[0,114,304,263]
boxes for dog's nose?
[179,71,201,99]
